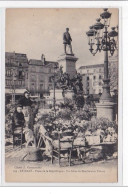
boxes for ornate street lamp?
[86,8,118,120]
[51,64,58,116]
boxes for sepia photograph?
[5,8,118,183]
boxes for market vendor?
[12,104,25,133]
[19,91,32,107]
[18,91,34,130]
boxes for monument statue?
[63,28,73,55]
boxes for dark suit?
[12,111,25,129]
[18,96,32,107]
[63,32,72,45]
[63,31,73,54]
[18,96,33,130]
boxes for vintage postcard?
[5,8,119,183]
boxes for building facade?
[5,52,118,101]
[5,52,29,102]
[78,54,118,95]
[28,55,58,97]
[5,52,58,101]
[78,64,104,95]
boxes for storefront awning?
[5,88,27,95]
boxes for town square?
[5,8,118,182]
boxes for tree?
[108,55,118,93]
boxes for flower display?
[5,100,118,154]
[33,106,118,146]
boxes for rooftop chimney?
[41,54,45,65]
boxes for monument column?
[57,28,78,78]
[49,27,79,105]
[57,54,78,78]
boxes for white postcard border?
[0,1,124,186]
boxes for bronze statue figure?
[63,28,73,55]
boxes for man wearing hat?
[19,91,32,107]
[63,28,73,55]
[18,91,33,130]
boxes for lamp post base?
[96,101,115,121]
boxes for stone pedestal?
[96,101,115,121]
[58,54,78,78]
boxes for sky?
[6,8,118,69]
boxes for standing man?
[18,91,33,130]
[63,28,73,55]
[19,91,32,107]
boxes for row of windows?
[6,69,26,78]
[30,83,53,91]
[30,76,52,83]
[86,89,102,95]
[6,70,13,76]
[6,80,25,86]
[87,68,102,73]
[30,67,52,73]
[86,82,102,87]
[93,82,102,86]
[87,75,102,80]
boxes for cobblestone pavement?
[5,144,118,168]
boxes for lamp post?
[86,8,118,121]
[11,68,17,105]
[52,64,58,117]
